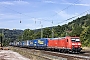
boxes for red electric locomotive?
[48,36,82,53]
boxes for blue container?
[37,38,48,48]
[29,39,38,47]
[28,40,33,46]
[28,38,48,49]
[33,39,38,47]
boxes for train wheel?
[58,49,60,52]
[60,49,63,53]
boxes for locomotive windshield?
[71,38,80,42]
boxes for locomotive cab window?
[71,38,80,42]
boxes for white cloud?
[60,0,68,3]
[0,13,5,16]
[56,11,71,18]
[0,1,29,5]
[0,13,19,20]
[25,23,41,29]
[31,18,51,25]
[75,3,90,6]
[61,3,90,6]
[13,1,29,5]
[55,10,79,24]
[43,0,56,4]
[0,1,14,5]
[56,10,89,25]
[31,18,42,21]
[25,24,34,28]
[79,0,90,4]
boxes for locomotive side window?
[71,38,80,42]
[67,39,68,42]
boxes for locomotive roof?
[49,37,65,40]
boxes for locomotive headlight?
[72,43,75,45]
[78,43,81,45]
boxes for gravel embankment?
[9,46,90,60]
[0,50,30,60]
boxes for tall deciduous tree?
[80,26,90,46]
[69,25,83,36]
[43,28,52,38]
[23,29,34,40]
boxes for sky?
[0,0,90,30]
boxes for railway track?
[10,46,90,60]
[43,51,90,60]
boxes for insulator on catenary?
[20,21,21,23]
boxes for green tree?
[54,25,61,37]
[43,28,52,38]
[34,31,41,39]
[80,26,90,47]
[69,25,83,36]
[18,35,22,41]
[23,29,34,40]
[54,25,65,37]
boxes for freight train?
[9,36,82,53]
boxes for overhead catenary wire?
[1,5,53,22]
[52,0,79,17]
[58,8,90,24]
[1,0,79,22]
[34,0,80,24]
[1,0,90,27]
